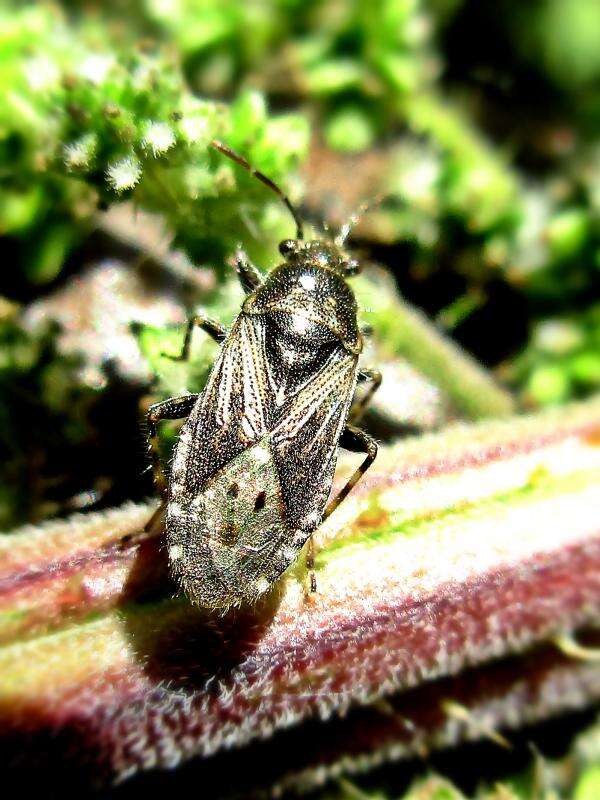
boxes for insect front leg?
[233,247,264,294]
[165,314,228,362]
[323,424,378,521]
[146,394,200,496]
[349,368,382,424]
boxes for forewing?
[168,313,273,502]
[271,345,358,531]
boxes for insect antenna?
[334,193,386,247]
[210,140,304,240]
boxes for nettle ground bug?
[146,140,380,611]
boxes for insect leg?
[146,394,200,495]
[305,536,318,594]
[165,314,227,362]
[233,247,264,294]
[323,424,378,520]
[349,368,382,424]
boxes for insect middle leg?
[323,424,378,521]
[349,368,382,424]
[146,394,199,496]
[165,314,227,362]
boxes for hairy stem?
[1,397,600,788]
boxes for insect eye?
[279,239,298,258]
[253,491,266,512]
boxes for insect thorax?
[244,261,362,355]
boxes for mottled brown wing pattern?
[168,435,294,608]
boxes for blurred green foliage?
[142,0,438,150]
[0,307,95,527]
[0,4,308,283]
[132,0,599,295]
[506,303,600,406]
[2,1,598,404]
[501,0,600,129]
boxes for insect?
[147,140,380,610]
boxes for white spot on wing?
[178,429,192,445]
[169,501,183,518]
[255,576,270,595]
[252,444,271,464]
[169,545,182,561]
[305,510,321,527]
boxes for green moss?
[507,303,600,407]
[0,5,309,283]
[325,106,376,153]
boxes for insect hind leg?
[146,394,199,496]
[323,424,378,521]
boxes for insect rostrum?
[147,142,379,611]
